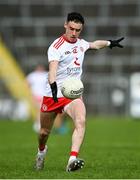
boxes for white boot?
[35,146,48,170]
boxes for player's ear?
[64,22,67,29]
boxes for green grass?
[0,116,140,179]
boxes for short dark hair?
[67,12,84,25]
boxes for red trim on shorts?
[40,96,73,113]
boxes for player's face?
[64,21,83,43]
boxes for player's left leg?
[64,98,86,172]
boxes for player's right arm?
[48,60,58,84]
[48,60,59,102]
[47,39,62,102]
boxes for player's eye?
[76,29,81,32]
[70,27,74,31]
[70,27,81,32]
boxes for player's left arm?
[89,37,124,50]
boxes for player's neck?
[62,34,77,44]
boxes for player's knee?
[76,117,86,129]
[40,128,51,137]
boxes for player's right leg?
[35,111,55,170]
[35,145,48,170]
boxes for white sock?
[38,145,48,154]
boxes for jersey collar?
[62,34,77,44]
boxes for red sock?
[39,144,45,151]
[70,151,78,157]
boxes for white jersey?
[27,71,48,97]
[45,35,90,97]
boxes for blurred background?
[0,0,140,120]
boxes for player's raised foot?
[66,158,85,172]
[34,147,47,170]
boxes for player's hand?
[50,81,58,102]
[109,37,124,49]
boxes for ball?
[61,77,84,99]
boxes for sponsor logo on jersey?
[67,67,81,75]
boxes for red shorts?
[40,96,73,113]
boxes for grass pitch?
[0,116,140,179]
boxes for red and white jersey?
[45,35,90,97]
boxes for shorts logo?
[42,104,48,111]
